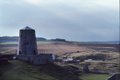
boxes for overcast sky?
[0,0,119,41]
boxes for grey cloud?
[0,0,119,41]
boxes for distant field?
[0,42,17,45]
[0,41,119,59]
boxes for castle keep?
[17,26,55,65]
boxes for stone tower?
[18,26,38,55]
[17,26,55,65]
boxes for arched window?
[34,50,36,55]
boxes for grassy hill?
[0,60,80,80]
[0,60,110,80]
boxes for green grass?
[0,61,110,80]
[80,73,109,80]
[0,60,79,80]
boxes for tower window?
[19,51,22,54]
[34,50,36,55]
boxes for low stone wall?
[17,54,55,65]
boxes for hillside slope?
[0,60,80,80]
